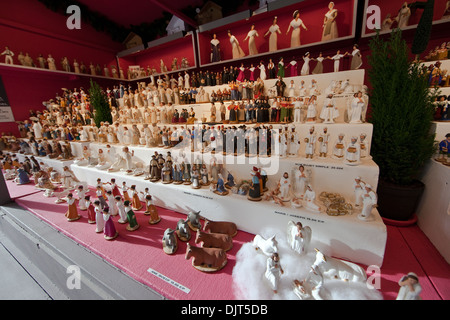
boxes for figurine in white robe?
[348,92,366,123]
[396,272,422,300]
[318,128,330,158]
[304,127,316,159]
[332,134,346,159]
[353,176,366,207]
[344,136,361,165]
[358,184,377,221]
[304,184,320,212]
[294,165,308,198]
[320,94,339,123]
[279,172,291,201]
[264,253,284,294]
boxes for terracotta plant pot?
[376,179,425,221]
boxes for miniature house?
[166,15,187,35]
[122,32,144,50]
[195,1,223,25]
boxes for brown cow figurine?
[185,244,227,272]
[195,230,233,252]
[203,219,238,237]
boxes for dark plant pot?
[376,179,425,221]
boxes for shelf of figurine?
[0,48,123,81]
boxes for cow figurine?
[185,244,227,272]
[176,218,191,242]
[162,228,178,255]
[203,219,238,237]
[187,210,202,231]
[252,234,278,257]
[312,248,367,283]
[195,230,233,252]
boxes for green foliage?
[411,0,435,56]
[89,79,112,127]
[367,29,436,185]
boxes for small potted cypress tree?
[367,29,437,221]
[89,79,112,127]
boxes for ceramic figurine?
[1,46,14,64]
[185,244,227,273]
[312,248,367,283]
[129,185,142,211]
[145,195,161,224]
[228,30,245,59]
[94,200,104,232]
[76,185,87,210]
[187,210,202,231]
[349,44,363,70]
[305,96,318,123]
[203,219,238,237]
[304,184,321,212]
[65,193,81,222]
[347,91,367,124]
[95,185,107,209]
[321,2,339,41]
[304,126,316,160]
[191,164,201,189]
[62,166,79,189]
[264,16,281,52]
[244,24,259,56]
[358,184,378,221]
[252,234,278,256]
[103,207,119,240]
[344,136,361,165]
[176,218,191,242]
[287,221,312,255]
[279,172,292,202]
[85,196,96,224]
[264,253,284,294]
[287,10,307,48]
[332,133,346,159]
[214,173,229,196]
[318,127,330,158]
[162,228,178,255]
[320,94,339,124]
[248,167,262,201]
[115,196,128,224]
[396,272,422,300]
[106,190,118,216]
[436,133,450,164]
[264,184,285,206]
[15,167,30,185]
[124,200,140,231]
[396,2,411,29]
[200,164,210,186]
[195,230,233,252]
[288,126,301,157]
[353,176,366,208]
[121,182,131,202]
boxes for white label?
[147,267,190,294]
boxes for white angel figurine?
[265,253,284,294]
[347,91,367,124]
[287,221,312,255]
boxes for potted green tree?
[89,79,112,127]
[367,29,437,222]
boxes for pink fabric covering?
[13,187,450,300]
[5,177,41,199]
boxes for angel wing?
[286,221,296,247]
[362,94,369,123]
[301,226,312,252]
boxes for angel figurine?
[287,221,312,255]
[347,91,367,123]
